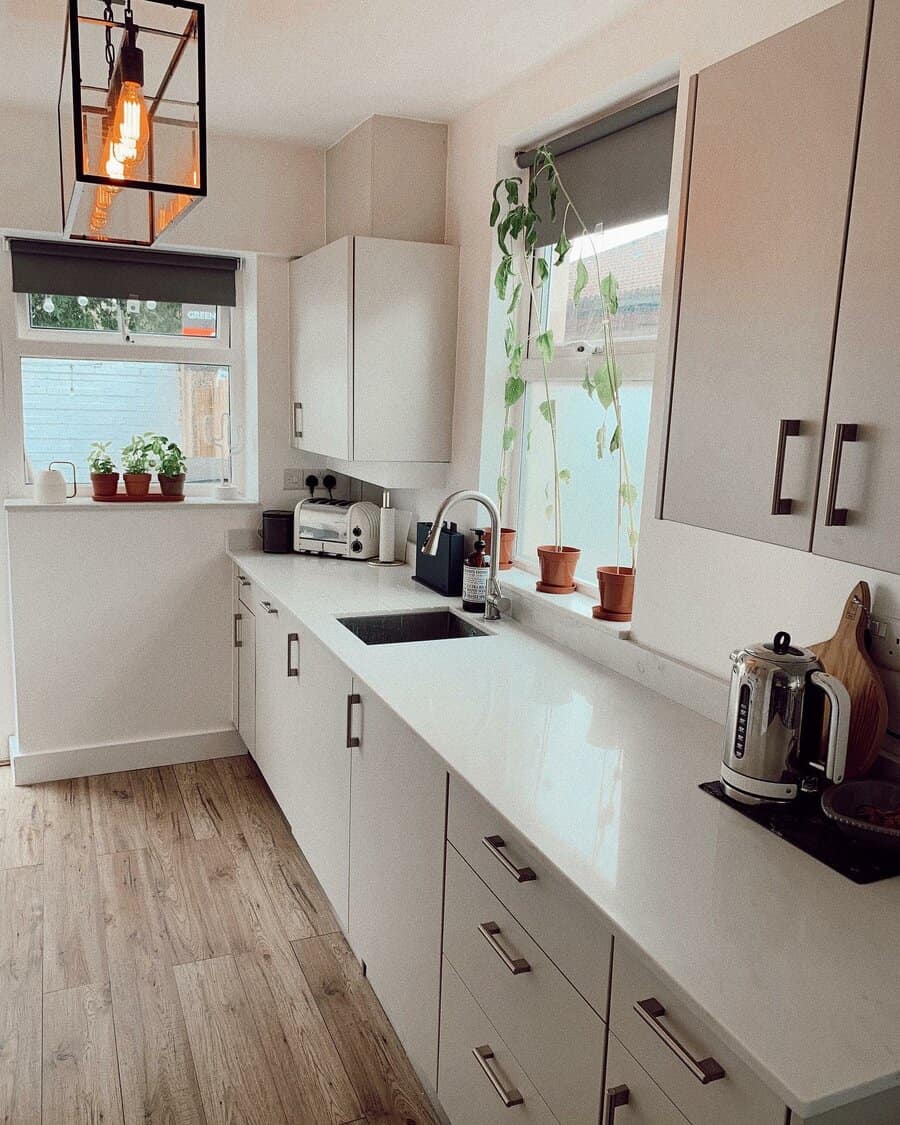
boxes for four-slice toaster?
[293,498,381,559]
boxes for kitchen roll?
[379,492,396,563]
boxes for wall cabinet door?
[812,0,900,572]
[661,0,870,549]
[289,237,352,460]
[602,1034,689,1125]
[236,607,256,755]
[348,681,447,1088]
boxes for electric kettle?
[721,631,850,805]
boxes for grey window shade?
[9,239,240,306]
[519,88,677,248]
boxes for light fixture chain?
[103,0,115,81]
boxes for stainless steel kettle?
[721,631,850,805]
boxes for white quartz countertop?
[229,548,900,1118]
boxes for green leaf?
[600,272,619,315]
[593,365,614,410]
[581,370,594,398]
[502,425,516,452]
[609,424,621,454]
[498,474,508,500]
[489,198,500,227]
[536,329,554,364]
[554,230,571,266]
[619,483,639,506]
[535,257,549,286]
[627,527,640,549]
[494,255,513,300]
[573,258,589,305]
[539,399,556,426]
[505,178,520,205]
[507,282,522,315]
[558,468,571,485]
[507,343,523,378]
[596,424,607,459]
[549,179,559,221]
[504,374,525,407]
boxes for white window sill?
[5,496,260,512]
[498,564,631,638]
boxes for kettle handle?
[810,670,850,784]
[49,461,77,499]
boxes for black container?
[261,509,294,553]
[413,521,465,596]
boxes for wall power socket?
[867,614,900,736]
[283,468,306,490]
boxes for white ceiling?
[1,0,646,147]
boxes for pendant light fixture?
[59,0,207,246]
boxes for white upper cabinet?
[660,0,870,550]
[290,235,459,464]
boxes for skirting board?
[8,727,245,785]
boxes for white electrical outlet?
[868,614,900,736]
[283,468,304,490]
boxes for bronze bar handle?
[478,922,531,975]
[287,632,299,678]
[293,401,304,439]
[233,612,242,648]
[482,835,537,883]
[472,1045,524,1108]
[238,575,251,587]
[633,998,725,1084]
[824,422,858,526]
[605,1085,630,1122]
[346,693,361,749]
[770,419,801,515]
[261,601,278,615]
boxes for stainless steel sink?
[338,609,490,645]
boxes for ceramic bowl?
[821,779,900,851]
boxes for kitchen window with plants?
[491,91,675,620]
[4,247,242,499]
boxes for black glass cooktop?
[700,780,900,884]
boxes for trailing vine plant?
[490,145,638,569]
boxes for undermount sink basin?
[338,609,490,645]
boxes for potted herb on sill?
[121,433,155,498]
[153,436,187,497]
[489,149,580,593]
[87,440,119,498]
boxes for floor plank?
[292,934,441,1125]
[0,766,43,870]
[0,866,42,1125]
[174,955,288,1125]
[216,754,261,783]
[132,766,193,852]
[43,983,124,1125]
[90,771,146,855]
[214,766,340,939]
[98,849,207,1125]
[200,830,291,958]
[236,947,362,1125]
[147,839,231,966]
[43,778,109,993]
[173,760,242,840]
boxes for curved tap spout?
[422,490,510,620]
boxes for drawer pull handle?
[472,1045,524,1108]
[605,1084,630,1122]
[478,922,531,975]
[770,418,801,515]
[482,835,536,883]
[238,576,251,587]
[346,693,361,749]
[633,998,726,1084]
[261,601,279,615]
[287,632,299,678]
[233,612,242,649]
[824,422,858,526]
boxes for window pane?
[538,215,668,348]
[124,301,218,338]
[28,293,119,333]
[21,358,230,483]
[517,380,652,581]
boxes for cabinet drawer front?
[438,958,558,1125]
[610,944,784,1125]
[603,1032,690,1125]
[444,845,604,1125]
[447,774,611,1015]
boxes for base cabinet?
[603,1033,690,1125]
[348,682,448,1088]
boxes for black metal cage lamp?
[59,0,207,246]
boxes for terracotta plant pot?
[90,472,119,498]
[158,473,186,497]
[536,545,581,594]
[484,527,516,571]
[595,566,636,622]
[123,472,152,498]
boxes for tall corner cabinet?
[289,235,459,465]
[661,0,900,574]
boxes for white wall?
[441,0,900,678]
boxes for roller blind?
[9,239,240,307]
[518,88,677,247]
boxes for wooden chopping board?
[809,582,889,779]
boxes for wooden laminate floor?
[0,756,442,1125]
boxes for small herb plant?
[87,440,116,475]
[153,437,187,478]
[120,433,157,475]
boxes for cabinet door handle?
[478,922,531,975]
[633,998,726,1084]
[471,1045,524,1108]
[823,422,858,526]
[287,632,299,678]
[605,1085,630,1123]
[261,601,278,615]
[238,575,251,588]
[482,834,537,883]
[293,401,304,439]
[233,612,242,648]
[770,418,801,515]
[346,693,361,748]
